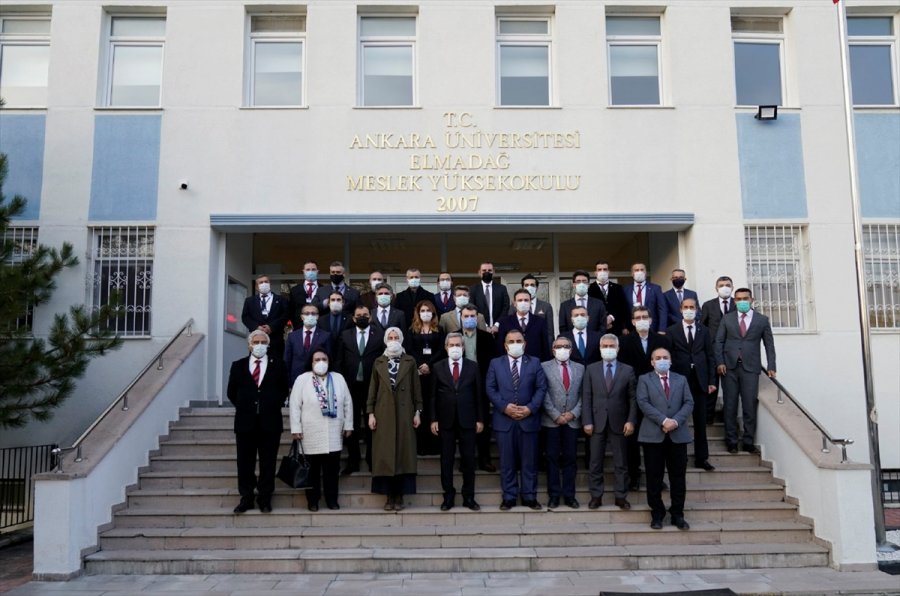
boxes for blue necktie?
[577,332,586,358]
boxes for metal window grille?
[863,223,900,329]
[2,226,39,333]
[744,225,809,329]
[89,226,154,337]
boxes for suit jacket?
[588,281,629,335]
[540,360,584,429]
[371,306,407,333]
[317,311,351,335]
[618,332,671,377]
[434,290,456,316]
[496,313,551,362]
[663,288,699,327]
[508,299,556,344]
[471,281,510,328]
[636,370,694,444]
[334,326,385,385]
[700,296,732,339]
[284,327,332,386]
[313,284,360,316]
[288,281,322,328]
[439,309,488,333]
[485,354,547,433]
[558,296,607,335]
[241,293,289,353]
[394,287,436,328]
[581,360,637,433]
[665,321,716,388]
[714,310,777,373]
[226,355,289,434]
[562,329,602,366]
[431,358,483,430]
[622,282,668,334]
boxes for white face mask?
[370,280,383,291]
[633,271,646,283]
[439,280,452,291]
[312,361,329,376]
[516,301,531,314]
[329,300,343,314]
[524,286,537,298]
[600,347,618,362]
[507,343,525,358]
[574,282,589,296]
[572,315,588,330]
[302,314,318,328]
[257,282,270,295]
[455,295,469,308]
[682,309,697,322]
[554,348,571,362]
[376,294,391,307]
[596,271,609,284]
[407,278,421,289]
[447,346,463,361]
[634,319,651,333]
[385,340,403,355]
[250,344,268,358]
[717,286,733,299]
[419,311,433,322]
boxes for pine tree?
[0,150,123,428]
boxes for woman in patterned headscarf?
[367,327,423,511]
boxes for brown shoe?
[614,497,631,510]
[588,497,603,509]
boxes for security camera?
[179,180,189,190]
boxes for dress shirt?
[632,284,644,305]
[448,358,464,375]
[259,293,271,314]
[518,314,530,329]
[682,320,695,342]
[248,356,268,384]
[507,355,521,373]
[739,308,755,327]
[604,359,618,378]
[720,298,731,315]
[640,335,649,354]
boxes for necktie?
[457,310,462,327]
[304,330,311,350]
[452,360,460,384]
[662,375,670,399]
[380,308,388,328]
[357,332,366,381]
[723,299,730,314]
[511,358,520,390]
[636,284,643,304]
[561,361,570,391]
[740,314,748,337]
[601,285,608,298]
[577,332,586,357]
[306,282,314,299]
[605,363,613,391]
[443,292,449,306]
[520,316,527,332]
[252,359,261,386]
[485,284,492,324]
[677,290,683,302]
[260,295,267,314]
[687,325,694,347]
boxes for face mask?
[385,340,403,355]
[524,285,537,298]
[672,278,685,289]
[370,280,383,291]
[682,309,697,321]
[574,282,588,296]
[516,301,531,314]
[654,359,672,374]
[439,280,452,291]
[329,300,343,314]
[507,343,525,358]
[251,344,268,358]
[407,278,421,289]
[736,300,751,314]
[330,274,344,285]
[462,317,478,330]
[600,347,618,362]
[304,270,317,282]
[572,315,588,331]
[355,316,370,329]
[302,314,318,327]
[419,311,433,322]
[376,294,391,307]
[447,346,463,361]
[596,271,609,284]
[257,282,270,295]
[635,319,651,333]
[633,271,646,283]
[554,348,571,362]
[717,286,733,299]
[455,296,469,308]
[481,271,493,284]
[313,361,329,376]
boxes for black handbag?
[277,439,311,489]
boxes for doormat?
[600,590,737,596]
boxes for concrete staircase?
[84,407,830,574]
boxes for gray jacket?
[636,370,694,444]
[540,360,584,429]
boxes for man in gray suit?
[541,336,583,509]
[637,347,694,530]
[714,287,776,454]
[582,334,637,510]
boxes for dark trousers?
[439,426,477,498]
[722,366,760,447]
[346,380,372,470]
[588,421,629,499]
[495,424,539,502]
[626,410,644,486]
[687,372,710,463]
[235,429,281,501]
[642,437,687,521]
[305,450,341,506]
[544,425,578,499]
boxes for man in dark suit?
[497,289,551,362]
[241,274,289,361]
[318,290,351,335]
[559,270,607,335]
[371,284,406,333]
[434,272,456,316]
[562,306,603,366]
[288,261,322,328]
[313,261,359,316]
[470,261,510,335]
[460,304,498,472]
[486,329,548,510]
[700,276,735,423]
[622,262,668,334]
[589,260,629,336]
[510,274,555,344]
[637,348,694,530]
[666,298,717,470]
[394,267,436,326]
[715,288,777,454]
[359,270,386,312]
[226,330,289,513]
[618,305,671,490]
[284,304,332,386]
[582,333,637,510]
[430,333,484,511]
[334,305,385,474]
[662,269,699,328]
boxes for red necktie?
[304,330,311,350]
[661,375,670,399]
[252,359,261,386]
[443,292,449,306]
[740,314,748,337]
[306,282,314,299]
[636,283,643,304]
[452,360,460,384]
[561,361,570,391]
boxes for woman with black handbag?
[289,348,354,511]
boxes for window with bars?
[89,226,154,337]
[744,225,811,330]
[863,223,900,329]
[2,226,39,333]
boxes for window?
[496,17,551,106]
[606,16,662,106]
[863,223,900,329]
[732,16,784,106]
[0,16,51,107]
[848,16,898,106]
[744,225,811,330]
[247,14,305,107]
[90,226,154,337]
[104,16,165,107]
[2,226,38,334]
[358,16,415,107]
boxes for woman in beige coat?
[367,327,423,511]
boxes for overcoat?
[366,354,424,477]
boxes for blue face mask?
[654,359,671,374]
[304,270,317,282]
[462,317,478,330]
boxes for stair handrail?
[51,318,194,473]
[763,369,854,463]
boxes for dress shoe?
[393,495,405,511]
[588,497,603,510]
[672,516,690,530]
[233,499,253,514]
[650,518,663,530]
[628,481,640,491]
[695,460,716,471]
[326,502,340,510]
[614,497,631,510]
[341,465,359,476]
[743,444,761,455]
[308,502,319,512]
[384,498,394,511]
[479,461,497,473]
[258,501,272,513]
[727,444,739,454]
[564,497,580,509]
[547,497,560,509]
[440,496,454,511]
[522,499,542,511]
[463,498,481,511]
[499,500,515,511]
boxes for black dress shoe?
[672,516,690,530]
[743,444,761,454]
[341,465,359,476]
[440,497,455,511]
[614,497,631,510]
[522,500,542,511]
[463,498,481,511]
[628,481,640,491]
[308,503,319,512]
[650,518,663,530]
[588,497,603,509]
[695,460,716,471]
[499,500,515,511]
[233,499,253,514]
[326,502,340,510]
[258,501,273,513]
[564,497,580,509]
[479,462,497,473]
[727,444,739,454]
[547,497,560,509]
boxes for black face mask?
[481,272,494,284]
[672,279,686,289]
[330,274,344,285]
[355,316,370,329]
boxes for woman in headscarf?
[367,327,423,510]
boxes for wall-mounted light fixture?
[755,105,778,121]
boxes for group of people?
[231,259,776,530]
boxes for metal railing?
[764,371,854,463]
[1,444,56,533]
[51,318,194,473]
